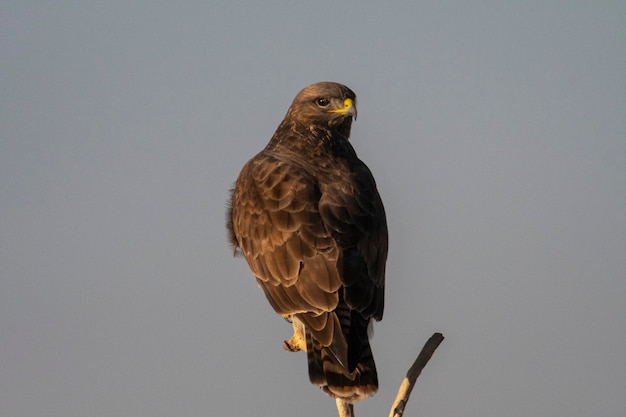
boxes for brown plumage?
[227,82,387,403]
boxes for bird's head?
[284,82,357,133]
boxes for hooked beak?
[328,98,357,120]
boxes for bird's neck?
[268,119,355,160]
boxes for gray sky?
[2,2,625,416]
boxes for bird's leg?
[282,315,307,352]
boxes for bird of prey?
[227,82,387,403]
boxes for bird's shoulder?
[233,148,320,209]
[229,149,333,258]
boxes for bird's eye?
[315,98,330,107]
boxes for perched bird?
[227,82,387,403]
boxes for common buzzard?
[227,82,387,403]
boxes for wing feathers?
[229,140,386,401]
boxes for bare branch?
[336,399,354,417]
[333,332,444,417]
[388,333,444,417]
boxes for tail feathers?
[306,329,378,403]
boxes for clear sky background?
[2,2,625,417]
